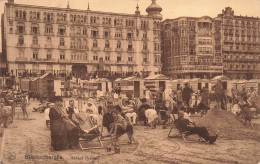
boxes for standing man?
[21,95,29,118]
[66,100,78,120]
[212,79,224,110]
[182,83,192,107]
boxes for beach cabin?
[201,79,210,90]
[82,79,98,98]
[121,76,144,98]
[170,79,181,91]
[235,80,247,91]
[189,78,203,92]
[211,75,230,91]
[35,73,58,98]
[246,79,260,93]
[113,78,123,88]
[144,74,169,97]
[180,79,191,89]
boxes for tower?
[146,0,162,20]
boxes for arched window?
[105,40,110,48]
[18,35,24,44]
[37,12,40,19]
[70,38,75,48]
[47,50,52,60]
[33,51,38,59]
[93,40,98,47]
[60,38,65,46]
[23,11,26,19]
[15,10,18,17]
[143,42,147,50]
[60,51,65,60]
[83,27,87,35]
[83,39,88,49]
[128,41,132,49]
[33,36,38,44]
[77,39,81,49]
[76,27,81,35]
[117,41,121,48]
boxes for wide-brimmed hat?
[52,96,63,102]
[141,98,147,103]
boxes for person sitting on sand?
[175,111,218,144]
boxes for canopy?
[145,74,169,80]
[211,75,230,81]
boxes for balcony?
[17,43,26,47]
[154,62,162,66]
[142,61,149,65]
[58,59,70,63]
[45,58,56,62]
[45,44,54,49]
[15,30,26,34]
[71,59,89,64]
[15,57,27,62]
[31,44,40,48]
[116,61,125,64]
[44,32,54,36]
[115,48,123,52]
[91,35,101,39]
[57,32,67,37]
[142,37,149,41]
[142,49,149,54]
[58,45,67,49]
[127,48,134,52]
[104,47,112,51]
[127,61,136,65]
[30,31,40,35]
[154,50,162,54]
[92,47,100,51]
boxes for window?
[143,31,147,38]
[93,40,98,47]
[18,35,24,44]
[33,51,38,59]
[117,55,121,62]
[31,24,39,34]
[105,40,110,48]
[128,55,133,61]
[117,41,121,48]
[76,39,81,49]
[71,39,75,49]
[127,30,133,39]
[58,25,66,35]
[76,27,81,35]
[91,29,99,37]
[60,38,65,46]
[128,41,132,49]
[37,12,40,19]
[115,29,122,38]
[93,55,98,60]
[105,56,110,61]
[143,42,147,50]
[104,29,110,38]
[17,23,25,34]
[45,24,53,34]
[60,51,65,60]
[47,51,52,60]
[83,28,87,35]
[83,39,88,49]
[32,36,38,44]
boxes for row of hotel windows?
[224,19,260,27]
[224,54,260,60]
[225,64,257,70]
[17,35,159,50]
[15,10,151,28]
[16,23,149,39]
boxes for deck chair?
[76,114,104,150]
[167,114,203,142]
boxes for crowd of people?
[0,78,259,151]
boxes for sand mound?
[194,109,260,140]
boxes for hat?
[110,109,119,114]
[52,96,63,102]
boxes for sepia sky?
[0,0,259,51]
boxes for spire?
[67,1,70,9]
[135,3,140,15]
[88,1,90,10]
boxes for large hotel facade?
[2,0,162,78]
[1,0,260,80]
[161,7,260,79]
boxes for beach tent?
[211,75,230,90]
[121,76,144,98]
[246,79,260,93]
[144,74,169,97]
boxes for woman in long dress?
[49,96,79,151]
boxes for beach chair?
[77,114,104,150]
[167,114,203,142]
